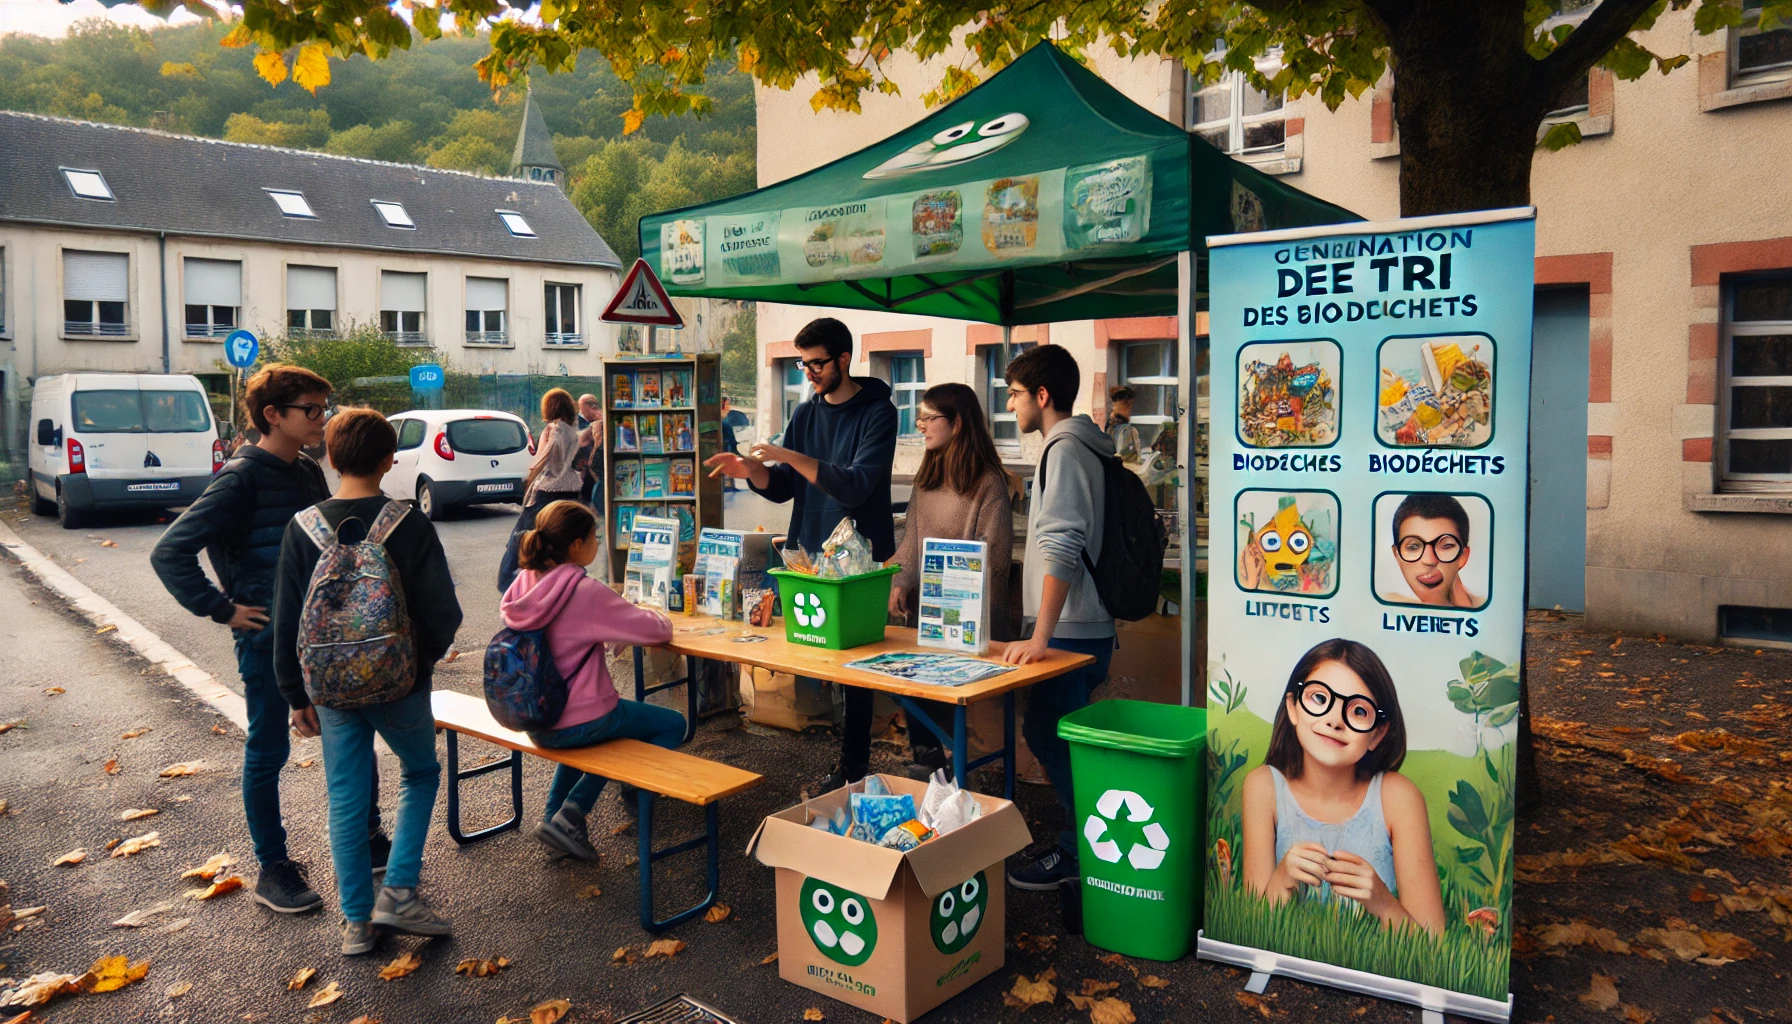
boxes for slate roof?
[0,111,618,268]
[510,89,564,174]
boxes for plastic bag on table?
[819,517,876,578]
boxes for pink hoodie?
[499,562,673,731]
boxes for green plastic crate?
[768,565,900,650]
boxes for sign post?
[1199,209,1534,1022]
[603,258,684,355]
[223,329,259,441]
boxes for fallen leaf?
[1080,979,1120,996]
[1635,927,1705,961]
[644,938,686,959]
[120,728,149,739]
[186,876,243,900]
[87,955,150,993]
[159,761,205,777]
[158,917,191,934]
[1685,710,1710,721]
[165,981,192,999]
[181,853,234,880]
[802,1011,824,1022]
[0,1012,24,1024]
[1013,932,1059,954]
[42,688,64,696]
[211,724,226,735]
[0,971,88,1008]
[1095,953,1138,977]
[704,904,731,923]
[52,849,87,866]
[1073,995,1135,1024]
[453,956,510,978]
[111,831,161,858]
[1234,991,1283,1017]
[1532,920,1632,954]
[443,649,462,663]
[12,906,46,920]
[1139,975,1169,989]
[1578,973,1620,1011]
[296,759,316,769]
[120,808,158,821]
[1688,885,1718,903]
[113,903,174,927]
[1003,968,1057,1009]
[287,967,316,991]
[1699,931,1759,961]
[0,801,7,814]
[378,951,422,981]
[758,952,778,966]
[99,540,117,548]
[0,720,25,734]
[95,624,116,635]
[306,980,343,1008]
[611,947,635,966]
[106,839,119,851]
[1622,1005,1655,1024]
[577,885,603,899]
[530,998,571,1024]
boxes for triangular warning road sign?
[602,258,684,327]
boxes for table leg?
[633,645,645,703]
[952,703,969,792]
[1003,691,1016,799]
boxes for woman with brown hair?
[498,388,585,593]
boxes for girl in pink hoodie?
[499,501,677,862]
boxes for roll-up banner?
[1200,208,1534,1022]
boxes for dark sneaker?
[814,762,866,795]
[367,832,392,880]
[901,745,949,781]
[533,807,600,862]
[341,918,378,956]
[253,860,324,914]
[371,886,452,937]
[1007,848,1077,891]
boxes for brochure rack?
[604,354,724,580]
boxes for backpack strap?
[295,506,335,551]
[365,500,410,545]
[1032,432,1104,580]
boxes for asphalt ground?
[1,492,1789,1023]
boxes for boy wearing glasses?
[152,364,389,916]
[1383,492,1480,608]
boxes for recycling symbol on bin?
[1083,789,1171,870]
[791,592,827,628]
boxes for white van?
[28,373,224,529]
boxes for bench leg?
[635,647,698,745]
[443,730,524,846]
[636,789,722,933]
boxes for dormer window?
[266,189,317,219]
[62,168,114,201]
[372,200,415,229]
[498,210,536,238]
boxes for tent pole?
[1001,325,1012,371]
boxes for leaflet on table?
[916,538,990,655]
[844,652,1015,687]
[623,515,680,608]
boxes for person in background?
[498,388,584,593]
[719,395,749,492]
[885,382,1014,779]
[1001,344,1117,892]
[500,501,681,861]
[271,408,463,955]
[574,392,606,515]
[151,364,389,916]
[703,317,898,791]
[576,392,600,431]
[1106,386,1142,465]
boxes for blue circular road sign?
[410,363,446,390]
[224,330,259,369]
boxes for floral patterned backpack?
[295,501,416,710]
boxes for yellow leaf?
[160,761,205,777]
[52,848,87,866]
[611,946,634,965]
[377,951,422,981]
[1139,976,1170,989]
[1578,972,1620,1011]
[306,980,343,1008]
[120,728,150,739]
[621,107,646,135]
[803,1010,824,1021]
[454,957,509,977]
[758,952,778,966]
[165,981,192,998]
[0,720,25,734]
[1077,996,1136,1024]
[181,853,233,880]
[704,903,731,923]
[111,831,162,858]
[644,938,686,958]
[292,43,331,96]
[104,757,120,775]
[120,808,158,821]
[577,885,602,899]
[94,624,116,635]
[1004,968,1058,1008]
[287,966,316,990]
[530,998,571,1024]
[187,876,244,900]
[253,49,288,88]
[1080,979,1121,997]
[219,22,252,48]
[43,687,64,695]
[87,954,151,993]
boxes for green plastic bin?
[767,565,900,650]
[1060,699,1207,961]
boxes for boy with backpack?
[1001,344,1163,892]
[271,408,463,955]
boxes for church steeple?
[511,88,565,187]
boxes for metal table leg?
[443,730,523,845]
[636,789,722,933]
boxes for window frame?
[379,270,429,346]
[1119,338,1180,447]
[61,249,131,338]
[184,303,239,339]
[779,358,812,432]
[265,189,318,219]
[371,199,416,229]
[61,167,114,202]
[1719,273,1792,492]
[1736,0,1792,85]
[1188,61,1287,159]
[498,210,537,238]
[544,282,583,346]
[883,351,927,435]
[979,342,1036,442]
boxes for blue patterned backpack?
[483,622,600,732]
[295,502,416,710]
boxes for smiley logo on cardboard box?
[801,878,879,966]
[929,871,987,954]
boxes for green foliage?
[261,323,440,389]
[718,301,758,402]
[1209,664,1250,716]
[568,137,753,263]
[1445,743,1518,919]
[1538,120,1584,151]
[1445,652,1522,754]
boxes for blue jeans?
[237,636,382,866]
[1020,634,1116,855]
[530,699,687,819]
[318,688,440,923]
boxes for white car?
[383,410,535,520]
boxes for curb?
[0,519,249,732]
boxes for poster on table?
[1201,208,1533,1020]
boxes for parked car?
[383,409,534,520]
[28,373,225,529]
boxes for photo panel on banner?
[1202,209,1534,1022]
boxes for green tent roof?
[638,43,1358,326]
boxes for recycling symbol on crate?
[1083,789,1171,870]
[790,592,827,628]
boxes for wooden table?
[634,612,1095,797]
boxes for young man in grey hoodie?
[1001,344,1118,890]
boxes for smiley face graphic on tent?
[862,114,1031,179]
[801,878,879,966]
[930,871,988,954]
[1084,789,1172,870]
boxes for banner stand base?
[1197,932,1513,1023]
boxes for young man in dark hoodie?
[151,365,388,915]
[704,317,897,789]
[272,408,463,955]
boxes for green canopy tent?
[637,42,1360,325]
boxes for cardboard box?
[747,775,1032,1023]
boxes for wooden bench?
[431,690,763,932]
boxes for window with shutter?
[63,250,130,337]
[183,258,242,338]
[287,265,337,335]
[380,271,428,345]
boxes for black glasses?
[799,355,840,376]
[278,403,327,421]
[1287,679,1387,733]
[1396,533,1463,563]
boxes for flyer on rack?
[915,538,991,655]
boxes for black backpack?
[1038,433,1168,622]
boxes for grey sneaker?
[341,918,378,956]
[533,806,600,862]
[370,886,452,938]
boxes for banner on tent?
[1200,209,1534,1021]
